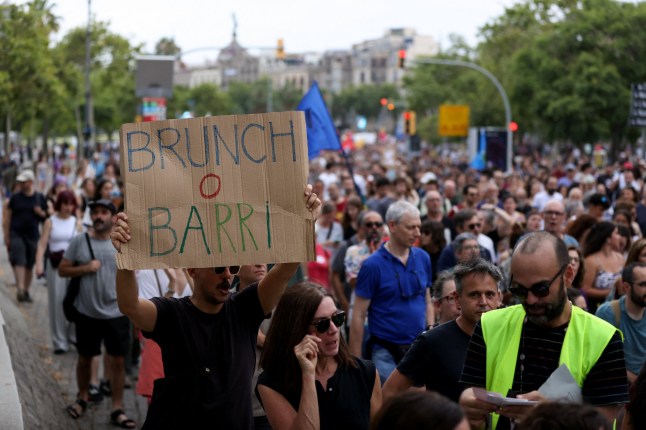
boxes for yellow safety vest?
[481,304,618,429]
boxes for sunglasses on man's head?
[212,266,240,275]
[311,311,346,333]
[508,263,568,299]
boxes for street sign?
[439,105,470,137]
[629,83,646,127]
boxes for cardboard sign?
[117,111,315,270]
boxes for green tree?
[56,21,142,140]
[0,0,64,154]
[155,37,181,56]
[331,84,400,123]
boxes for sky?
[43,0,526,65]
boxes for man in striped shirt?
[459,231,628,429]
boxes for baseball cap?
[589,193,610,209]
[623,162,633,170]
[16,169,35,182]
[88,199,117,214]
[565,163,576,171]
[420,172,437,184]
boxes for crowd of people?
[1,139,646,430]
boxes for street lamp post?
[411,58,513,171]
[81,0,92,162]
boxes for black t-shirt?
[257,358,375,430]
[8,191,46,240]
[397,319,471,402]
[143,283,266,430]
[460,320,629,430]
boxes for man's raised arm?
[112,212,158,332]
[257,185,321,314]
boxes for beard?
[93,219,113,233]
[523,280,567,326]
[630,288,646,308]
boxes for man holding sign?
[110,112,320,428]
[111,185,320,429]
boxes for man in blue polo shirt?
[350,200,433,383]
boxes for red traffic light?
[398,49,406,69]
[380,98,388,106]
[403,111,411,120]
[509,121,518,132]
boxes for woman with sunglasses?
[257,282,381,430]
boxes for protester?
[341,195,363,240]
[582,221,625,310]
[315,201,344,253]
[371,391,469,430]
[3,169,48,302]
[596,262,646,386]
[110,186,320,429]
[34,190,81,354]
[542,200,579,247]
[626,238,646,265]
[383,258,501,403]
[418,219,446,281]
[429,271,461,326]
[516,403,611,430]
[459,231,628,429]
[621,364,646,430]
[350,201,432,383]
[257,282,381,430]
[60,199,135,428]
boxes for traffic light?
[387,103,395,111]
[509,121,518,132]
[380,98,388,106]
[276,39,285,60]
[404,111,417,135]
[398,49,406,69]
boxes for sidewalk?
[0,238,147,428]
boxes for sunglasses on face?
[508,263,568,299]
[364,222,383,229]
[212,266,240,275]
[311,311,346,333]
[468,223,482,230]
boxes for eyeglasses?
[468,223,482,230]
[396,269,425,299]
[544,210,564,217]
[311,311,346,333]
[212,266,240,275]
[364,222,383,229]
[438,294,456,305]
[508,263,568,299]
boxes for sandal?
[66,399,87,419]
[110,409,136,429]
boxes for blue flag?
[297,82,341,160]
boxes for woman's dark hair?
[371,391,465,430]
[342,196,363,233]
[54,190,78,213]
[516,402,610,430]
[260,282,355,396]
[567,246,585,289]
[420,219,446,253]
[582,221,616,257]
[617,224,632,253]
[95,179,112,200]
[626,238,646,266]
[565,214,598,244]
